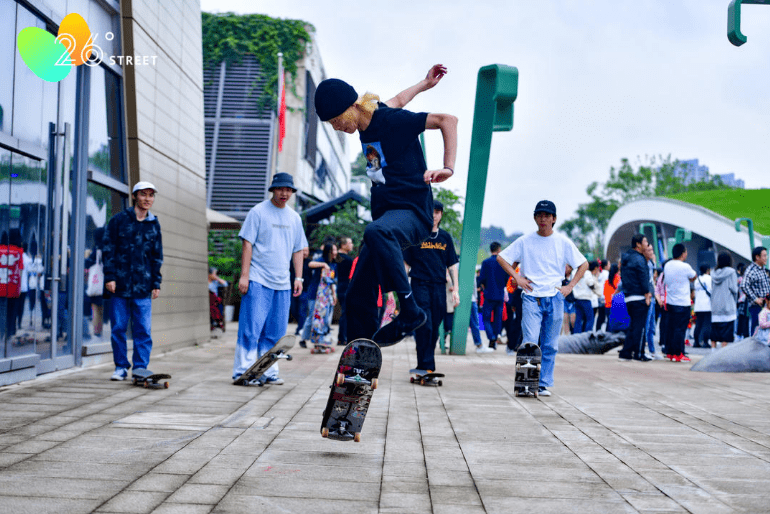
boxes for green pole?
[450,65,518,355]
[639,223,660,264]
[735,217,756,259]
[728,0,770,47]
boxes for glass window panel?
[12,9,45,147]
[88,66,124,181]
[0,149,9,359]
[87,0,118,63]
[84,182,124,345]
[0,2,16,135]
[8,154,43,358]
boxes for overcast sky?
[200,0,770,236]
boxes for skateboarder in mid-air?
[314,64,458,347]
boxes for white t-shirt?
[663,260,696,307]
[239,200,308,290]
[499,231,586,298]
[693,274,712,312]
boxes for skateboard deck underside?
[233,335,295,385]
[514,342,541,397]
[132,370,171,388]
[321,339,382,441]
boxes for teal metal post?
[735,217,756,257]
[450,65,518,355]
[639,223,660,263]
[667,228,692,258]
[728,0,770,47]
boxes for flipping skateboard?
[233,335,295,386]
[132,368,171,389]
[514,342,541,398]
[321,339,382,442]
[409,369,444,387]
[311,343,335,354]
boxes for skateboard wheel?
[438,380,443,387]
[335,373,345,386]
[410,377,415,383]
[354,432,361,443]
[533,391,538,399]
[163,382,170,389]
[321,427,329,438]
[371,378,378,390]
[143,381,149,389]
[270,353,278,360]
[536,363,541,371]
[286,355,293,361]
[516,363,521,370]
[420,379,425,386]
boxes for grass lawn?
[665,189,770,236]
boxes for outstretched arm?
[423,113,458,184]
[385,64,447,109]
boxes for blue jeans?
[645,302,657,353]
[521,294,564,388]
[233,281,290,379]
[470,301,481,345]
[111,297,153,370]
[573,299,594,333]
[483,299,504,341]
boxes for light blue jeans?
[521,293,564,388]
[111,297,153,370]
[645,302,657,354]
[233,281,290,380]
[470,301,482,345]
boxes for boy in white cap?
[103,181,163,380]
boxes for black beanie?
[315,79,358,121]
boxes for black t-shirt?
[404,228,459,283]
[337,253,354,289]
[359,103,432,230]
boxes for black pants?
[620,300,648,359]
[412,279,445,371]
[693,311,711,347]
[505,289,523,351]
[346,210,429,341]
[337,286,348,343]
[595,306,606,331]
[665,305,691,356]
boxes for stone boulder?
[690,338,770,372]
[558,331,625,355]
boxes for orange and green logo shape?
[17,13,94,82]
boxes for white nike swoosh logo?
[404,292,412,299]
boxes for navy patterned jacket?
[102,207,163,299]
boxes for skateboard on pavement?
[311,343,335,354]
[321,339,382,442]
[409,369,445,386]
[132,369,171,389]
[233,335,295,386]
[514,342,541,398]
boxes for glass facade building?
[0,0,128,384]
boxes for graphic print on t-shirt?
[363,142,387,184]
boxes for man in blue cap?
[314,65,457,347]
[233,172,308,385]
[496,200,588,397]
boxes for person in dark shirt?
[336,236,355,346]
[403,201,459,375]
[479,242,509,349]
[314,65,457,347]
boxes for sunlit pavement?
[0,323,768,514]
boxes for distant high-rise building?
[671,159,745,189]
[716,173,745,189]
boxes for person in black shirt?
[336,236,355,346]
[403,201,459,374]
[315,65,458,347]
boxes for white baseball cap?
[132,181,158,194]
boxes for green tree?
[306,200,369,255]
[560,156,735,256]
[434,187,463,245]
[208,229,243,304]
[350,152,368,177]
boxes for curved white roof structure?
[604,197,764,263]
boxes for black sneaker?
[634,355,652,362]
[372,309,427,347]
[299,340,307,348]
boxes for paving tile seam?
[89,351,332,513]
[544,385,739,514]
[594,381,770,465]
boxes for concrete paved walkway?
[1,325,769,513]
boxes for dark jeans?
[620,300,648,359]
[505,289,523,351]
[693,311,711,347]
[346,209,429,341]
[573,299,594,333]
[337,288,348,343]
[595,305,606,331]
[412,279,445,371]
[482,298,504,344]
[665,305,691,356]
[749,303,762,336]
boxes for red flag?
[278,72,286,152]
